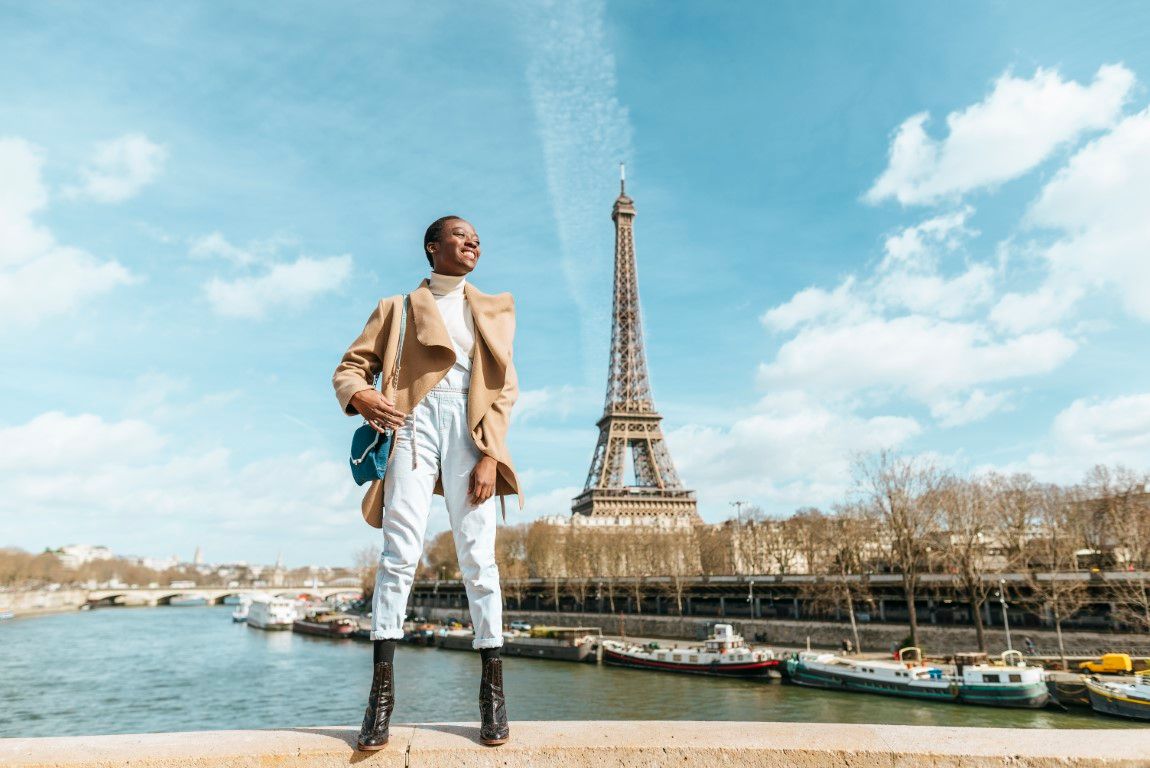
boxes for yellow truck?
[1079,653,1133,674]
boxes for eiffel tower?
[571,167,700,523]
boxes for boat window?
[690,655,698,662]
[1009,674,1022,683]
[982,674,1000,683]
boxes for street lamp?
[997,578,1013,652]
[730,501,748,575]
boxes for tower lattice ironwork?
[571,168,700,523]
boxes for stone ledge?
[2,721,1147,767]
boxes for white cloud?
[990,279,1084,333]
[65,133,167,203]
[1018,394,1150,479]
[760,315,1074,407]
[189,231,296,267]
[205,254,352,318]
[0,137,134,328]
[879,207,974,271]
[190,232,259,266]
[513,385,580,423]
[520,485,583,522]
[874,264,996,319]
[666,391,921,518]
[929,389,1013,428]
[1024,107,1150,322]
[760,278,861,333]
[867,64,1134,205]
[0,411,358,565]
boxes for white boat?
[786,647,955,701]
[231,595,252,623]
[601,623,781,678]
[787,647,1050,708]
[246,596,297,630]
[955,650,1050,708]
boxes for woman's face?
[429,219,480,276]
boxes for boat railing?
[898,646,924,666]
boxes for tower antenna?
[619,161,625,194]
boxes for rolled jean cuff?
[473,636,504,650]
[370,629,406,641]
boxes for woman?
[332,215,522,750]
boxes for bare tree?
[986,472,1041,572]
[855,450,942,649]
[938,475,996,650]
[1026,482,1091,668]
[353,545,379,601]
[1086,466,1150,632]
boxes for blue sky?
[3,1,1150,567]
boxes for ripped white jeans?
[370,384,504,649]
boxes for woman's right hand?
[350,390,406,433]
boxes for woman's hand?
[350,390,406,433]
[469,455,498,506]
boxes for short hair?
[423,215,464,268]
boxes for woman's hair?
[423,215,464,268]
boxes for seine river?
[0,605,1137,738]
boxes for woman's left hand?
[469,455,498,506]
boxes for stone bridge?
[86,585,362,607]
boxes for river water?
[0,605,1138,738]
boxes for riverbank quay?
[452,608,1150,660]
[4,721,1149,767]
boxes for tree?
[938,475,996,651]
[650,525,700,614]
[855,450,941,650]
[420,529,459,580]
[985,472,1041,572]
[353,545,379,601]
[1025,483,1091,668]
[1085,466,1150,632]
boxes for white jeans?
[371,385,504,649]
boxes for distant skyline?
[3,2,1150,566]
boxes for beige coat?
[333,277,522,528]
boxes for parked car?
[509,620,532,631]
[1080,653,1133,674]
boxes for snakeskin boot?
[478,656,509,745]
[356,660,395,751]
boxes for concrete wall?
[421,606,1150,656]
[3,722,1148,767]
[0,589,89,616]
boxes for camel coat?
[333,277,523,528]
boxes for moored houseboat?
[601,623,779,678]
[246,596,297,631]
[293,612,357,638]
[1086,673,1150,721]
[956,651,1050,708]
[786,647,956,701]
[503,626,601,662]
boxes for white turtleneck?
[428,271,475,388]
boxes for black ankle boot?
[356,660,395,751]
[478,656,509,746]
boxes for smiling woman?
[332,215,521,751]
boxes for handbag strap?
[381,294,409,395]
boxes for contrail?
[519,0,635,387]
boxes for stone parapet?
[3,721,1147,767]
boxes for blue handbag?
[349,295,408,486]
